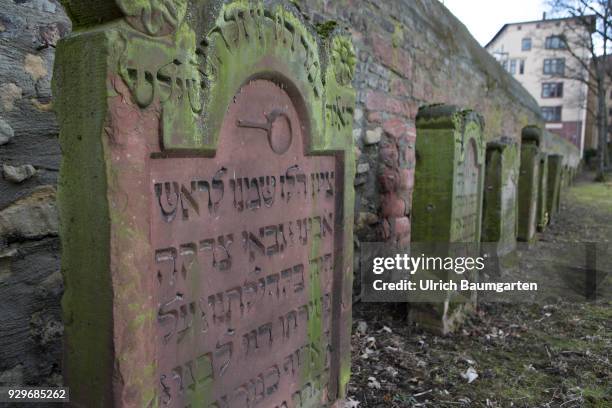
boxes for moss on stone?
[53,29,114,407]
[316,21,338,39]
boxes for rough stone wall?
[0,0,70,386]
[0,0,580,387]
[542,129,582,168]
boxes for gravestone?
[517,126,541,243]
[411,105,485,333]
[53,1,356,407]
[560,165,569,189]
[547,155,563,218]
[481,139,519,258]
[537,153,548,231]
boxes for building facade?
[486,15,592,154]
[584,56,612,165]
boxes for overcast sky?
[441,0,547,46]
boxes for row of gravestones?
[53,1,577,406]
[410,107,577,334]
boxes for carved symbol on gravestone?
[330,36,356,86]
[237,109,293,155]
[117,0,187,37]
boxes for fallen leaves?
[349,299,610,407]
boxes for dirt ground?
[346,174,612,407]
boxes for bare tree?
[547,0,611,181]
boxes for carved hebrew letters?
[151,80,338,407]
[118,30,202,150]
[118,0,188,36]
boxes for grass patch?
[567,182,612,212]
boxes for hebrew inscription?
[150,80,339,407]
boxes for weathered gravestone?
[561,165,570,189]
[410,105,485,333]
[547,155,563,217]
[481,139,519,259]
[54,1,356,406]
[566,168,572,186]
[537,153,548,231]
[517,126,541,243]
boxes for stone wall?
[295,0,546,248]
[0,0,69,386]
[0,0,580,387]
[542,129,582,168]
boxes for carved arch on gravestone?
[110,0,356,153]
[457,111,485,168]
[455,111,485,244]
[195,0,355,153]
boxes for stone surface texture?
[481,140,519,257]
[537,153,549,231]
[0,0,69,389]
[3,163,37,183]
[547,154,564,217]
[517,127,542,243]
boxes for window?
[542,82,563,98]
[543,58,565,75]
[541,106,562,121]
[501,58,525,75]
[545,35,566,49]
[509,59,517,74]
[522,38,532,51]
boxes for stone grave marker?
[537,153,548,231]
[517,126,541,243]
[481,139,519,259]
[54,1,356,406]
[547,154,563,217]
[411,105,485,333]
[562,165,570,188]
